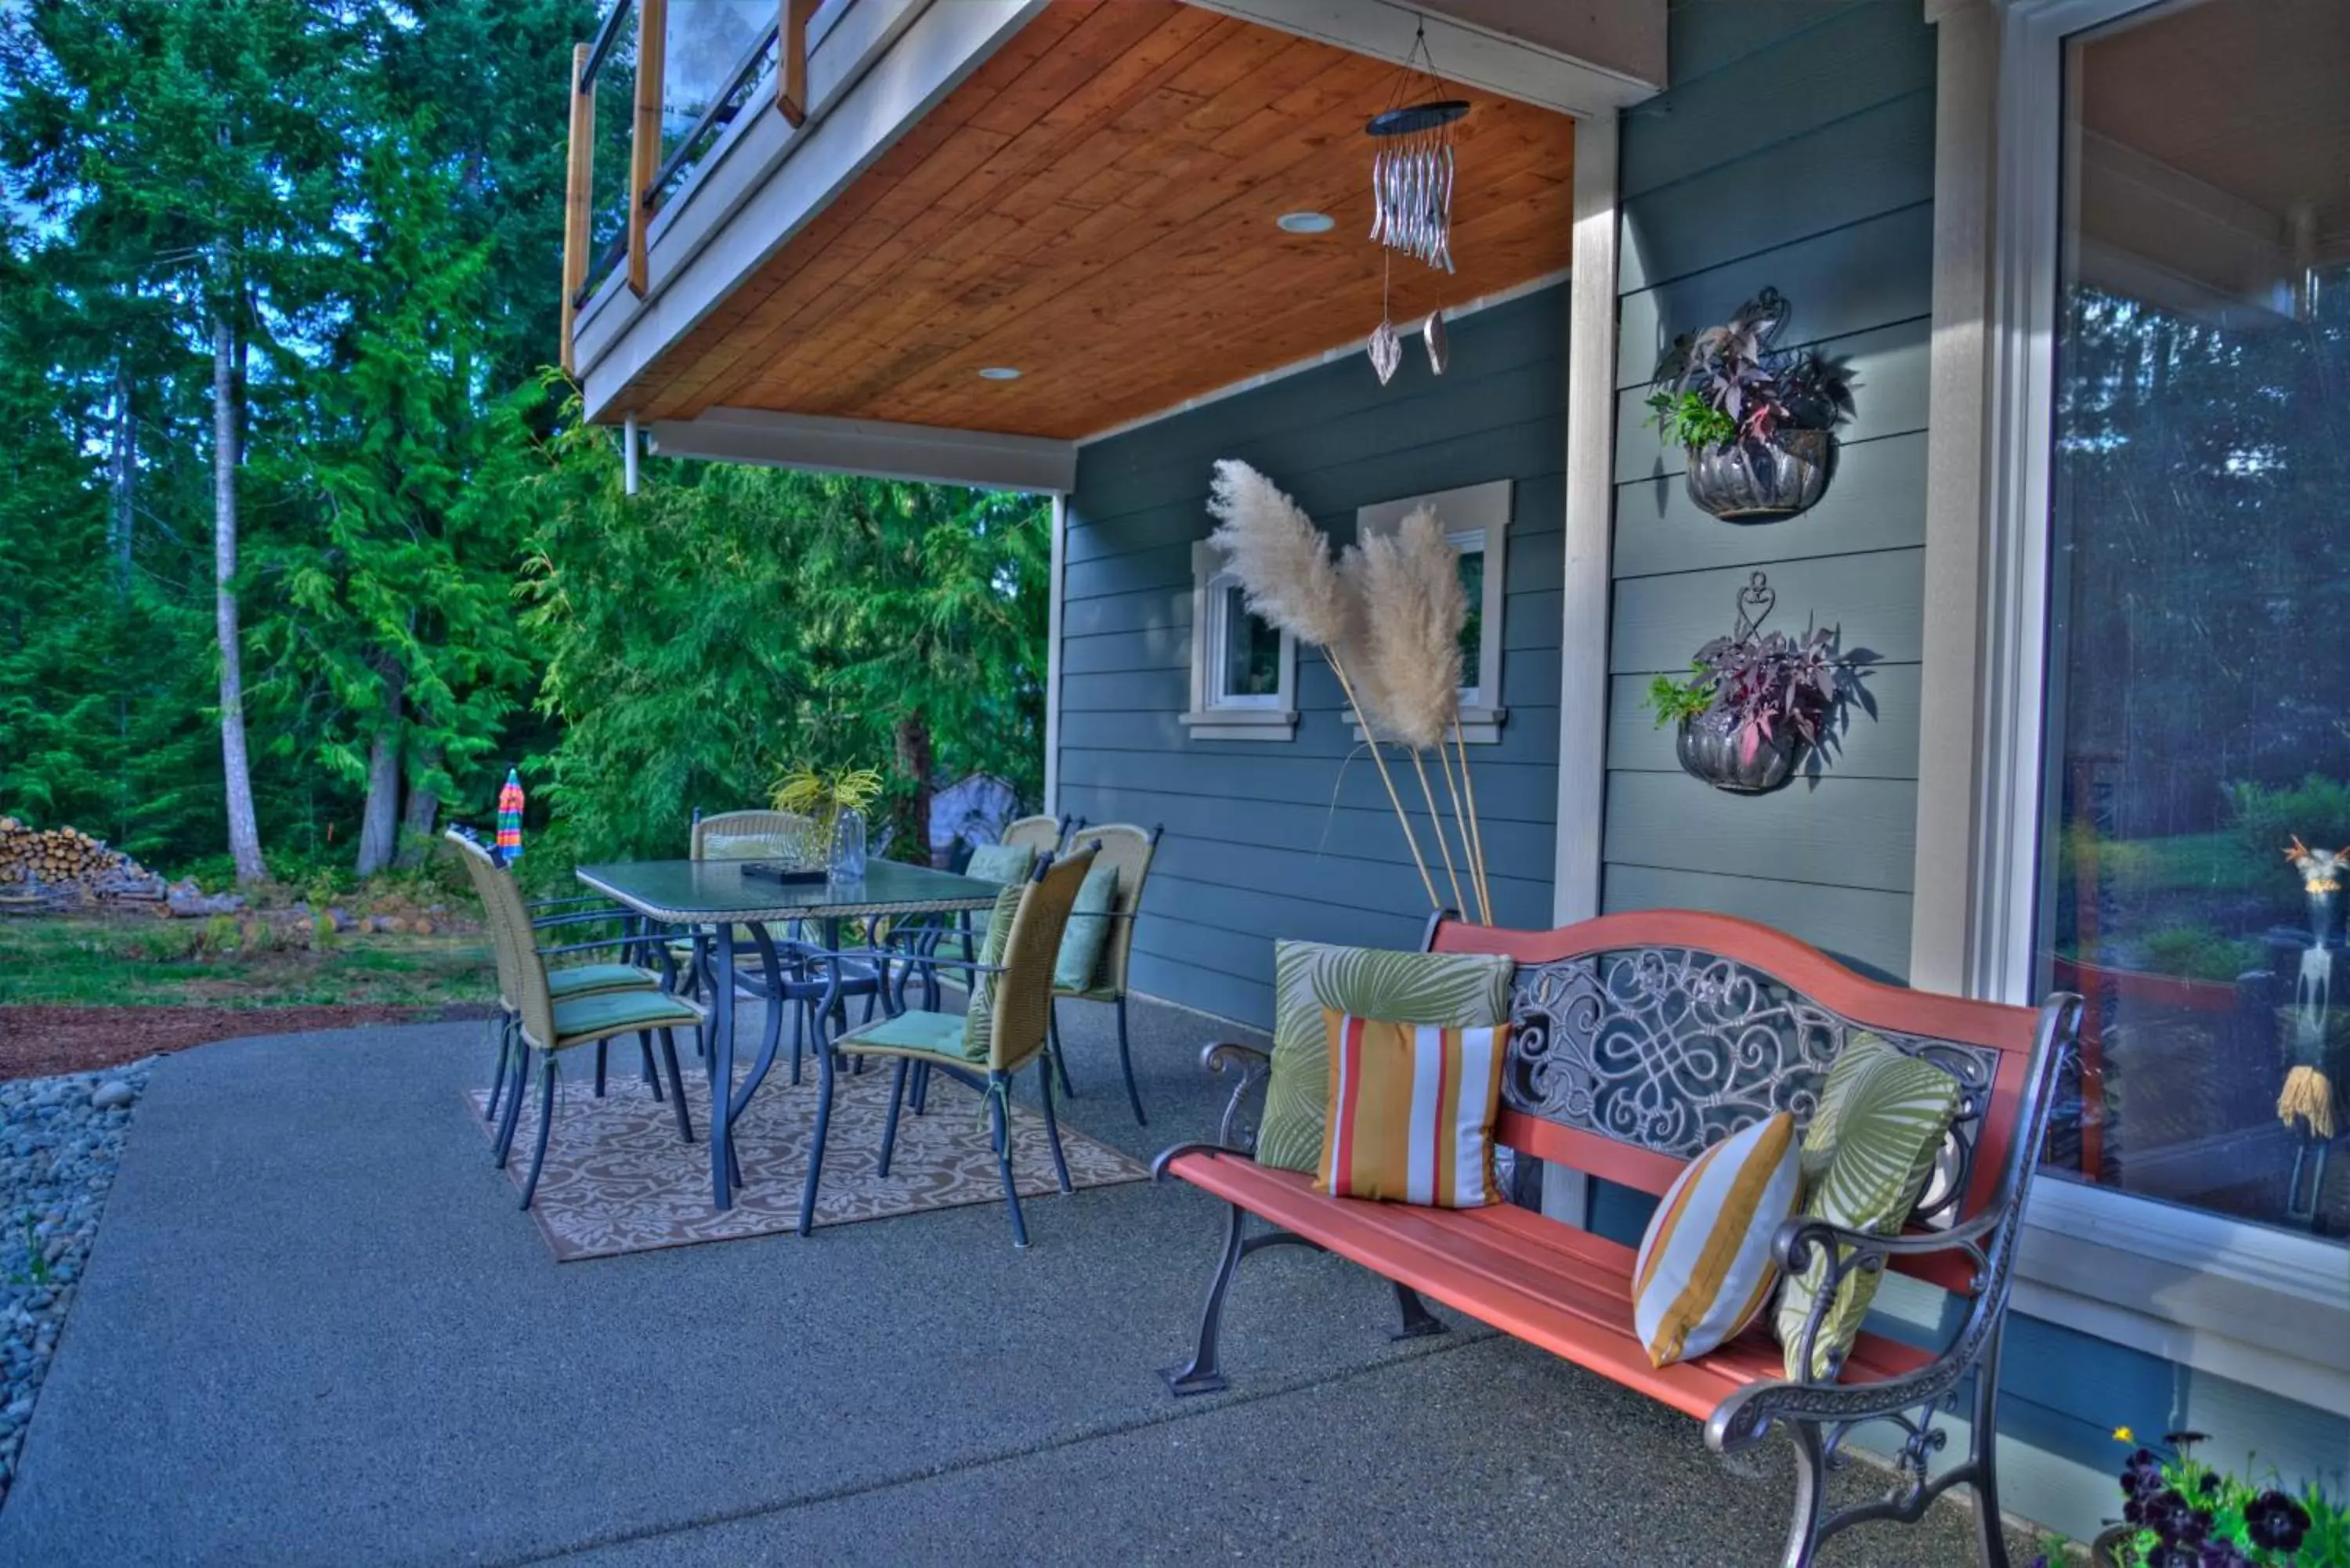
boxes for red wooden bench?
[1152,910,2080,1568]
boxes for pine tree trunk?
[396,753,442,869]
[353,656,405,877]
[108,359,135,596]
[894,713,935,865]
[213,308,267,884]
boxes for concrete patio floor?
[0,997,2035,1566]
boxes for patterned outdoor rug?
[465,1052,1148,1261]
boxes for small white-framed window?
[1354,479,1512,742]
[1181,540,1296,741]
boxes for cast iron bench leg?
[1162,1199,1246,1395]
[1390,1283,1447,1341]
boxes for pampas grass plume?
[1205,460,1352,650]
[1356,506,1464,751]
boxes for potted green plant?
[1647,287,1853,521]
[1643,572,1859,794]
[2085,1429,2347,1566]
[770,764,885,881]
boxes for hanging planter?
[1683,428,1834,521]
[1649,288,1853,523]
[1644,571,1862,796]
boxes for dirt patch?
[0,1003,497,1082]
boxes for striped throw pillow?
[1315,1010,1510,1209]
[1775,1035,1962,1381]
[1632,1113,1802,1368]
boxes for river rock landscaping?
[0,1060,150,1511]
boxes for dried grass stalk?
[1206,459,1437,909]
[1354,506,1464,752]
[1206,460,1353,649]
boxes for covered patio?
[0,1000,2023,1566]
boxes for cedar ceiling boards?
[612,0,1576,442]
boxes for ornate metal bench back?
[1503,947,2002,1224]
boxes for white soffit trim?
[1184,0,1664,116]
[647,408,1077,494]
[1076,268,1571,446]
[577,0,1050,419]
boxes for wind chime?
[1364,23,1467,385]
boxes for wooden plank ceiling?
[616,0,1576,441]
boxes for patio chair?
[446,827,674,1125]
[450,833,703,1209]
[999,814,1068,857]
[1047,823,1162,1125]
[822,846,1097,1247]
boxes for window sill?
[1346,705,1507,745]
[1180,708,1297,742]
[2012,1176,2350,1415]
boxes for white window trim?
[1182,540,1297,742]
[1350,479,1513,744]
[1947,0,2350,1412]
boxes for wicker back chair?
[692,809,816,862]
[446,829,701,1209]
[1048,822,1163,1125]
[1000,814,1067,858]
[824,848,1098,1247]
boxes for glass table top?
[574,858,1004,922]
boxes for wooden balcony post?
[627,0,667,297]
[778,0,818,127]
[560,42,594,375]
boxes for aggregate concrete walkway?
[0,999,2030,1566]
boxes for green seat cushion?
[963,842,1036,946]
[1254,941,1516,1174]
[1050,863,1119,992]
[548,988,705,1050]
[962,883,1027,1062]
[1774,1034,1962,1381]
[837,1008,974,1061]
[547,963,663,1000]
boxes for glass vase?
[827,809,867,883]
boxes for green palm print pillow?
[1254,941,1515,1173]
[1776,1033,1962,1380]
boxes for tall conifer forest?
[0,2,1049,885]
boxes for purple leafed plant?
[1646,287,1856,450]
[1647,624,1856,765]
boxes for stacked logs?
[0,816,167,908]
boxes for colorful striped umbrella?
[497,768,525,862]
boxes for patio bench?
[1151,909,2080,1568]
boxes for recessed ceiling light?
[1276,211,1336,234]
[977,366,1022,381]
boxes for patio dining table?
[573,858,1004,1216]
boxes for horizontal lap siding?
[1602,0,1935,985]
[1060,287,1568,1029]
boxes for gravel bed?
[0,1060,150,1511]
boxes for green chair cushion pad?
[548,963,663,1000]
[545,988,707,1050]
[837,1009,979,1063]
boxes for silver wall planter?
[1675,710,1802,793]
[1683,428,1833,521]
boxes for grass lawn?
[0,913,494,1010]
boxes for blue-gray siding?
[1603,0,1936,985]
[1058,286,1567,1028]
[1602,0,2349,1538]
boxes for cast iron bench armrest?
[1149,1042,1271,1163]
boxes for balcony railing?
[562,0,822,374]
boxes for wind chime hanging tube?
[1366,99,1466,274]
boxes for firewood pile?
[0,816,168,910]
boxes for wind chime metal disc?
[1365,99,1470,137]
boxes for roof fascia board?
[648,408,1078,493]
[1180,0,1664,116]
